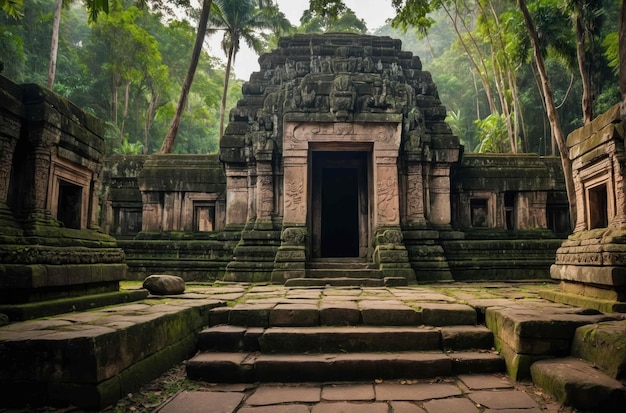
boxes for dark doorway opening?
[311,150,369,259]
[321,167,359,257]
[57,180,82,229]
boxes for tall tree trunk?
[441,2,499,115]
[575,15,593,123]
[618,1,626,229]
[47,0,63,88]
[159,0,213,154]
[518,0,576,229]
[218,43,234,142]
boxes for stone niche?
[549,104,626,312]
[0,75,126,317]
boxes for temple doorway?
[311,150,370,259]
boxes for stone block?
[197,325,246,351]
[159,391,245,413]
[440,325,494,350]
[360,302,421,326]
[530,357,626,412]
[572,320,626,379]
[186,352,254,383]
[319,302,360,325]
[449,351,505,375]
[228,304,274,327]
[420,303,476,326]
[270,304,319,327]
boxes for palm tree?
[209,0,289,141]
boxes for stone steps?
[285,277,387,287]
[186,351,504,383]
[197,325,494,353]
[189,302,504,384]
[291,259,389,287]
[208,300,478,327]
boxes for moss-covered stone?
[572,320,626,379]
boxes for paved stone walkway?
[155,374,564,413]
[0,282,588,411]
[151,282,568,413]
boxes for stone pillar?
[255,159,274,230]
[88,170,101,230]
[27,146,53,224]
[374,160,401,228]
[272,153,308,281]
[372,144,415,283]
[429,165,452,226]
[610,140,626,225]
[572,167,587,232]
[0,134,18,203]
[225,166,249,228]
[282,156,307,225]
[405,162,426,224]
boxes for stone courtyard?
[1,281,625,412]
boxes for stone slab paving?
[155,375,551,413]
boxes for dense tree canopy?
[0,0,621,164]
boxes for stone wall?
[0,75,126,312]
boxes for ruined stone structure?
[0,75,131,320]
[548,104,626,312]
[103,33,567,285]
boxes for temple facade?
[103,34,567,285]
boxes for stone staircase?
[186,293,505,383]
[284,259,407,287]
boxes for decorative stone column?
[224,165,249,229]
[254,149,274,230]
[429,165,452,226]
[405,162,426,224]
[272,149,308,281]
[25,144,54,227]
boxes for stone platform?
[0,282,624,411]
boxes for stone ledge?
[0,289,149,321]
[530,357,626,412]
[550,263,626,287]
[539,289,626,313]
[0,297,225,409]
[486,305,617,379]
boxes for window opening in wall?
[504,191,516,230]
[114,207,142,236]
[546,192,570,234]
[194,202,215,232]
[589,184,608,229]
[57,180,82,229]
[470,198,489,228]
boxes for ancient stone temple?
[0,75,132,320]
[547,104,626,312]
[102,33,567,285]
[220,33,460,285]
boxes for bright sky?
[206,0,397,80]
